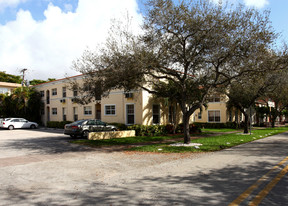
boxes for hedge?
[193,122,243,129]
[128,124,201,136]
[47,121,72,129]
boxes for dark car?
[64,119,118,138]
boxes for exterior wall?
[0,82,22,95]
[34,75,237,126]
[194,102,228,123]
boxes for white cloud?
[243,0,269,8]
[0,0,143,80]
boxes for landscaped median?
[70,127,288,153]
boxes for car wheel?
[8,125,14,130]
[30,124,36,129]
[82,130,89,138]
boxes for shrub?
[193,122,241,129]
[47,121,72,129]
[128,125,167,136]
[109,123,128,131]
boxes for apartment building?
[33,75,232,126]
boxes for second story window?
[40,91,44,97]
[208,94,221,103]
[73,90,78,97]
[52,88,57,96]
[62,87,66,98]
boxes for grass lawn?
[71,127,288,153]
[201,128,239,133]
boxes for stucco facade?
[33,75,232,126]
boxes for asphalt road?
[0,128,287,205]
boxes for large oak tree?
[72,0,277,143]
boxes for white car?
[0,118,38,130]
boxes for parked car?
[0,118,38,130]
[64,119,118,138]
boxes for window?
[0,88,9,94]
[208,110,220,122]
[73,107,78,121]
[62,107,67,121]
[40,91,44,97]
[73,90,78,97]
[169,105,175,124]
[126,104,135,125]
[52,108,57,115]
[52,88,57,96]
[84,106,92,115]
[62,87,66,98]
[152,104,160,124]
[208,94,221,102]
[105,105,116,116]
[198,112,202,120]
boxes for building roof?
[0,82,22,88]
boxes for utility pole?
[20,68,28,87]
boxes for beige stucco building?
[0,82,22,95]
[34,75,233,126]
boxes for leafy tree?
[0,71,22,83]
[29,78,56,85]
[261,71,288,127]
[0,87,42,122]
[72,0,277,143]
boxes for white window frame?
[208,110,221,122]
[52,88,57,96]
[126,103,135,125]
[152,104,160,124]
[84,106,92,116]
[198,112,202,120]
[104,104,116,116]
[52,108,57,115]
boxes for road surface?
[0,128,287,205]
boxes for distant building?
[0,82,22,95]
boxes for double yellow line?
[229,156,288,206]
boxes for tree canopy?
[72,0,280,143]
[0,71,22,84]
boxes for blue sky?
[0,0,287,80]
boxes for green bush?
[47,121,72,129]
[128,125,167,136]
[109,123,128,131]
[193,122,242,129]
[176,123,201,133]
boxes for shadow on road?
[1,160,284,205]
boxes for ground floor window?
[52,108,57,115]
[105,105,116,115]
[62,107,67,121]
[84,106,92,115]
[126,104,135,125]
[198,112,202,120]
[153,104,160,124]
[208,110,220,122]
[73,107,78,121]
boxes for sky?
[0,0,287,81]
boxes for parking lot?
[1,129,288,205]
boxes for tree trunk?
[183,112,191,144]
[243,113,249,134]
